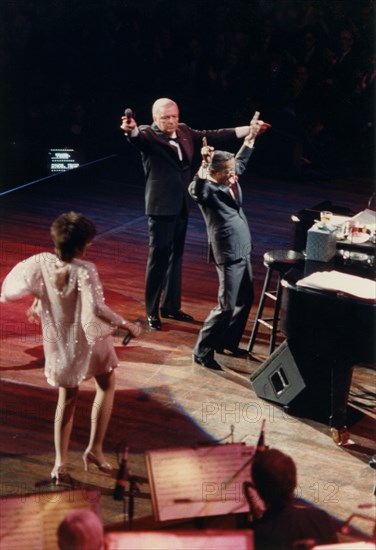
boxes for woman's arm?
[81,263,142,339]
[1,255,41,302]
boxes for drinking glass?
[320,211,333,225]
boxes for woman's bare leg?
[84,370,115,463]
[53,386,79,469]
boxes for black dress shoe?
[147,315,162,330]
[193,354,222,371]
[216,347,250,358]
[160,309,194,322]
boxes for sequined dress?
[1,253,125,387]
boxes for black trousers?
[145,208,188,317]
[194,256,254,358]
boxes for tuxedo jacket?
[188,144,254,265]
[128,123,237,216]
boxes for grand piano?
[279,208,375,429]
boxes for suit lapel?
[152,124,182,163]
[151,124,192,165]
[152,124,171,144]
[236,182,243,204]
[219,185,240,208]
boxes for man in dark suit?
[120,98,254,330]
[189,113,266,370]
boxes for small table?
[291,203,376,258]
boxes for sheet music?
[41,491,100,549]
[146,444,255,521]
[105,529,255,550]
[0,498,42,550]
[0,490,101,550]
[296,270,376,301]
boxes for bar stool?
[248,250,304,356]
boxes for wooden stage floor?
[1,153,375,540]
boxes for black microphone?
[113,445,128,501]
[255,418,266,454]
[122,319,143,346]
[124,108,134,122]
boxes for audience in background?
[1,0,374,183]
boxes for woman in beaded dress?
[1,212,141,483]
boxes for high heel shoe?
[82,450,113,474]
[331,426,350,446]
[50,464,72,486]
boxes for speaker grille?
[250,340,306,405]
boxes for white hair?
[152,98,178,116]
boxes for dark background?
[1,0,375,188]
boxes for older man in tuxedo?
[121,98,255,330]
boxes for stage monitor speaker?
[250,340,306,406]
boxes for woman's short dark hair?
[251,449,297,507]
[209,150,235,173]
[51,212,96,262]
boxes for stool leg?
[248,268,272,353]
[269,275,283,355]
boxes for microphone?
[340,513,375,535]
[122,319,143,346]
[113,445,129,501]
[256,418,266,454]
[358,503,375,509]
[228,174,239,186]
[124,108,134,122]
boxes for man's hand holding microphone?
[121,108,137,134]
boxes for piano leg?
[329,358,355,446]
[283,340,356,434]
[329,361,354,430]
